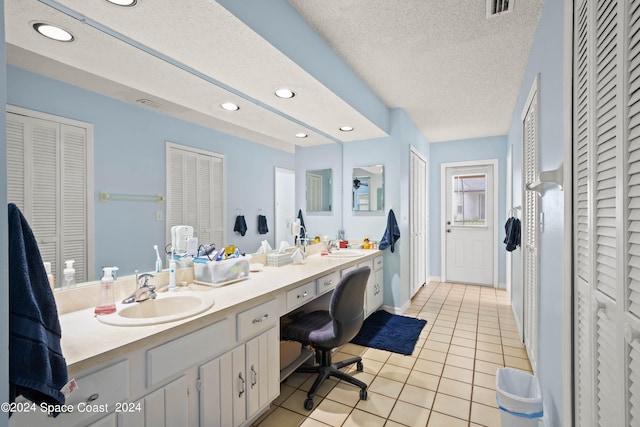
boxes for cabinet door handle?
[238,372,245,397]
[298,291,308,299]
[324,280,332,287]
[251,365,257,388]
[252,313,269,323]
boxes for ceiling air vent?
[135,98,162,109]
[487,0,513,18]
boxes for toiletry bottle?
[63,260,76,288]
[95,267,116,315]
[44,261,55,291]
[154,244,163,273]
[169,249,177,291]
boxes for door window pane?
[452,174,487,226]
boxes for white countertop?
[59,250,382,375]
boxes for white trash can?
[496,367,543,427]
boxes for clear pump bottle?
[44,261,54,291]
[95,267,116,315]
[63,260,75,288]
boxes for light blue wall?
[506,0,566,424]
[296,109,429,312]
[294,143,343,239]
[0,0,9,423]
[7,66,295,278]
[429,136,508,284]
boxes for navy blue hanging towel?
[297,209,306,240]
[504,217,521,252]
[379,209,401,253]
[258,215,269,234]
[8,203,68,409]
[234,215,248,236]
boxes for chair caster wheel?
[304,398,314,410]
[356,361,364,371]
[360,389,368,400]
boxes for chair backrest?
[329,266,371,344]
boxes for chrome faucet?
[327,240,340,253]
[122,272,157,304]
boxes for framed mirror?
[306,169,333,213]
[352,165,384,212]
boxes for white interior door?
[442,161,496,286]
[275,168,295,247]
[410,148,428,297]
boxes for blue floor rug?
[351,311,427,355]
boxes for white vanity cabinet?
[366,256,384,316]
[118,375,189,427]
[339,256,384,317]
[199,298,279,427]
[199,326,278,427]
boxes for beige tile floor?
[254,282,532,427]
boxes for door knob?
[447,229,451,233]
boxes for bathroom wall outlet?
[156,211,163,221]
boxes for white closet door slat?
[6,118,25,209]
[61,124,88,283]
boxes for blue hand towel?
[504,217,521,252]
[233,215,248,236]
[8,203,68,408]
[379,209,400,253]
[297,209,306,240]
[257,215,269,234]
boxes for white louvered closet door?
[522,78,539,374]
[6,110,91,285]
[166,143,225,250]
[572,0,640,425]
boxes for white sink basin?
[97,292,215,327]
[326,249,365,258]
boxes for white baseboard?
[429,276,441,284]
[382,299,411,315]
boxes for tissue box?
[267,253,292,267]
[194,257,250,286]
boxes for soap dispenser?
[63,260,76,288]
[95,267,116,315]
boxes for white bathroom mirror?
[352,165,384,212]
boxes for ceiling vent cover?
[136,98,162,109]
[487,0,513,18]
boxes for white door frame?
[441,159,499,287]
[506,145,513,294]
[410,146,429,297]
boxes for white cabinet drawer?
[358,259,373,271]
[341,265,357,276]
[237,298,278,342]
[147,318,230,387]
[10,360,129,427]
[286,281,316,311]
[373,255,383,271]
[316,271,339,296]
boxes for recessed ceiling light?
[106,0,137,6]
[295,132,308,138]
[275,88,295,99]
[221,102,240,111]
[339,126,354,132]
[33,23,74,42]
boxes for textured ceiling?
[5,0,543,149]
[288,0,544,143]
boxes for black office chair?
[282,266,371,410]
